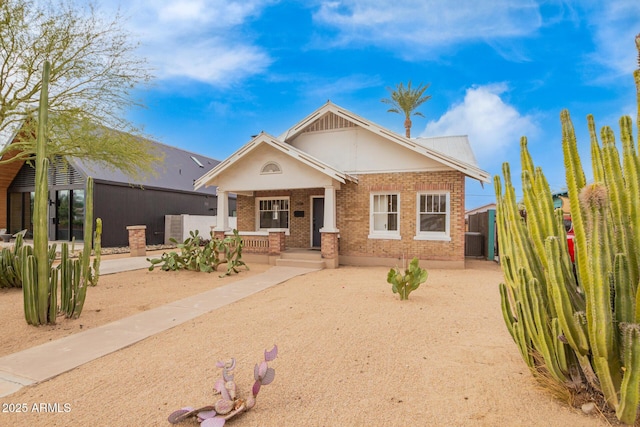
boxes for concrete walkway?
[0,259,319,397]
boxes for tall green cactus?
[22,61,54,325]
[21,61,102,325]
[70,178,101,318]
[496,35,640,424]
[59,178,101,318]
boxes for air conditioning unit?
[465,232,484,257]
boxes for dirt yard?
[0,258,609,426]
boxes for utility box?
[465,232,484,257]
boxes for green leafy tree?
[0,0,162,176]
[381,81,431,138]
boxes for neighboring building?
[465,203,497,261]
[465,203,496,231]
[195,101,490,269]
[1,128,234,247]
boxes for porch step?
[276,249,325,269]
[275,258,326,269]
[280,249,323,261]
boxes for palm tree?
[381,81,431,138]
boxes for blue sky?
[105,0,638,209]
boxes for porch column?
[321,185,339,268]
[320,185,338,232]
[214,189,229,232]
[321,231,339,269]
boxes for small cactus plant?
[168,345,278,426]
[387,257,428,300]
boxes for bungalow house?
[1,128,235,248]
[195,101,490,269]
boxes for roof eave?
[194,132,357,191]
[278,102,490,182]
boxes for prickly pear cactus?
[168,345,278,426]
[387,257,428,300]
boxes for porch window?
[257,198,289,230]
[369,193,400,239]
[415,192,450,241]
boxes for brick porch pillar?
[211,228,226,241]
[126,225,147,257]
[321,231,339,269]
[268,230,286,256]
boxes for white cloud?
[105,0,276,86]
[153,39,271,83]
[586,0,640,76]
[421,84,538,168]
[312,0,542,56]
[311,0,639,74]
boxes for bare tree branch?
[0,0,162,177]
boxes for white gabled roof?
[194,132,358,190]
[415,135,478,166]
[278,101,490,183]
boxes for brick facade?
[336,171,465,263]
[237,188,324,248]
[235,170,466,264]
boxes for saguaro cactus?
[22,61,55,325]
[21,61,102,325]
[496,35,640,424]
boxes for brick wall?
[236,195,255,231]
[237,188,323,248]
[336,171,466,262]
[234,170,466,263]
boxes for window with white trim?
[416,192,450,240]
[257,198,289,230]
[369,193,400,239]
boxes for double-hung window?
[369,193,400,239]
[257,198,289,230]
[416,192,450,240]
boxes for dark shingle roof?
[70,140,220,196]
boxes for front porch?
[213,226,338,270]
[194,133,359,269]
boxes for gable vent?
[302,112,357,133]
[9,157,85,189]
[9,163,36,189]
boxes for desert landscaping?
[0,256,612,426]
